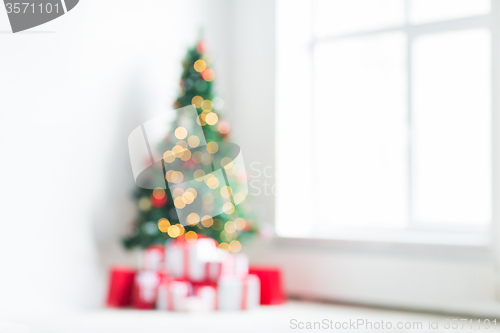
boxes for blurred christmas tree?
[124,39,258,251]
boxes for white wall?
[0,0,211,320]
[0,0,277,320]
[226,0,276,231]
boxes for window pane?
[412,30,491,226]
[314,0,405,37]
[410,0,490,24]
[314,33,408,230]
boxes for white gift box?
[157,280,191,311]
[221,253,249,278]
[141,245,164,271]
[165,238,218,282]
[217,274,260,311]
[157,281,216,312]
[195,285,217,311]
[207,251,249,282]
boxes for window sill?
[274,229,493,261]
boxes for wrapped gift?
[221,253,249,278]
[131,270,161,309]
[165,237,218,282]
[249,266,285,305]
[206,251,249,282]
[141,244,165,271]
[157,280,191,311]
[193,284,217,311]
[106,266,136,307]
[217,274,260,311]
[182,291,216,312]
[157,280,218,312]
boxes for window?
[276,0,495,241]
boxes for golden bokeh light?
[235,218,246,230]
[152,187,166,199]
[172,145,185,158]
[224,221,236,233]
[174,196,186,209]
[194,60,207,72]
[205,175,220,189]
[167,224,180,238]
[188,135,200,148]
[197,114,207,126]
[220,186,232,198]
[225,231,237,242]
[165,170,174,181]
[206,141,219,154]
[185,230,198,243]
[223,202,235,215]
[199,112,207,123]
[177,224,185,236]
[186,213,200,226]
[182,191,195,204]
[193,169,206,180]
[175,126,188,140]
[229,240,241,253]
[192,95,204,108]
[201,100,213,111]
[158,218,171,233]
[218,242,230,251]
[171,171,184,184]
[172,187,184,198]
[201,215,214,228]
[163,150,175,163]
[180,149,192,161]
[177,140,188,149]
[205,112,218,126]
[186,187,197,198]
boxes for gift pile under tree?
[108,235,261,311]
[107,40,284,311]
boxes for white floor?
[6,301,500,333]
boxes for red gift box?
[131,270,161,309]
[106,266,136,308]
[249,266,285,305]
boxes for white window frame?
[272,0,500,315]
[276,0,499,251]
